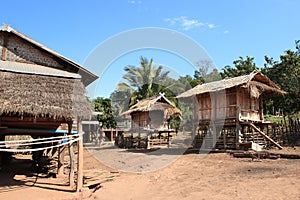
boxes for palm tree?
[117,57,170,106]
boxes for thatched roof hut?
[177,71,286,123]
[0,25,98,133]
[0,25,98,191]
[177,70,286,99]
[123,93,181,117]
[123,93,181,131]
[176,71,286,150]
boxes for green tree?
[263,45,300,115]
[221,56,258,78]
[171,75,194,93]
[117,57,170,106]
[110,89,132,115]
[184,74,202,88]
[203,68,222,83]
[92,97,117,128]
[182,60,222,89]
[194,60,210,84]
[169,115,181,133]
[190,60,221,85]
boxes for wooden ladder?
[244,121,283,150]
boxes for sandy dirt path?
[0,147,300,200]
[93,152,300,200]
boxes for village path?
[90,147,300,200]
[0,147,299,200]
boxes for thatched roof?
[0,25,98,86]
[176,71,286,99]
[122,93,181,117]
[0,61,92,119]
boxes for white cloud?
[128,0,142,4]
[165,16,216,31]
[207,23,216,29]
[224,30,229,34]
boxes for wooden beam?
[232,151,300,159]
[76,117,83,192]
[0,128,77,137]
[1,128,77,134]
[0,121,62,126]
[0,116,66,123]
[235,122,241,149]
[68,121,75,189]
[0,117,65,130]
[2,45,7,60]
[223,130,226,149]
[192,95,197,139]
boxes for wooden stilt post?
[110,129,113,142]
[236,122,241,150]
[236,106,242,149]
[138,115,141,148]
[77,117,83,192]
[223,129,227,149]
[68,121,75,189]
[57,145,65,176]
[167,131,170,148]
[212,93,217,149]
[212,125,217,149]
[192,96,197,140]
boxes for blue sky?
[1,0,299,98]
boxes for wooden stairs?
[242,121,283,150]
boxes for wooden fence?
[262,118,300,147]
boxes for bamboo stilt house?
[0,24,97,135]
[0,25,98,191]
[122,93,181,132]
[177,71,286,150]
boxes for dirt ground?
[0,147,300,200]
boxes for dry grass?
[0,71,92,119]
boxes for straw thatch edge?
[122,94,181,117]
[0,71,92,119]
